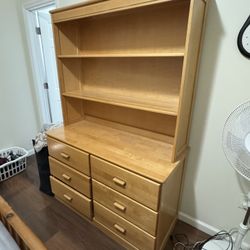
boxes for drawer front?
[94,201,155,250]
[93,180,157,236]
[50,176,92,218]
[47,137,90,175]
[49,157,91,198]
[91,156,160,210]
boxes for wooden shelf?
[57,50,185,58]
[48,0,207,248]
[46,119,177,183]
[62,90,179,116]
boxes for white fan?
[222,101,250,250]
[203,101,250,250]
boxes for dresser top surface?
[47,119,180,183]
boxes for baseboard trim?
[28,148,35,156]
[178,212,219,236]
[178,212,250,250]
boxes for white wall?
[179,0,250,246]
[57,0,99,8]
[57,0,81,6]
[0,0,40,151]
[31,0,250,245]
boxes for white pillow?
[0,221,20,250]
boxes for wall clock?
[237,15,250,58]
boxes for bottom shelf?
[47,118,178,183]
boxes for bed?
[0,196,46,250]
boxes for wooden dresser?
[47,0,208,249]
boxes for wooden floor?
[0,156,209,249]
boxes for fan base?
[202,239,231,249]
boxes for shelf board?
[57,51,185,58]
[46,119,179,183]
[62,90,179,116]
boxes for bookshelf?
[47,0,207,249]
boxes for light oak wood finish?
[61,57,182,116]
[49,157,91,197]
[156,162,184,249]
[91,156,160,210]
[51,0,187,23]
[50,177,91,218]
[84,112,175,144]
[47,137,90,175]
[173,0,206,161]
[47,120,177,183]
[94,201,155,250]
[52,24,70,125]
[0,196,47,250]
[57,21,79,55]
[61,58,81,92]
[77,2,188,55]
[92,179,158,235]
[94,219,138,250]
[64,97,84,125]
[48,0,208,248]
[58,51,185,58]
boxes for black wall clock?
[237,15,250,58]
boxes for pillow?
[0,221,19,250]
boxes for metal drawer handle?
[114,224,126,234]
[114,202,126,212]
[63,194,72,202]
[60,152,70,160]
[113,177,126,187]
[62,174,71,181]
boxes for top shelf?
[52,0,189,23]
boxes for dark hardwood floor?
[0,156,209,249]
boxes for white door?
[37,8,63,124]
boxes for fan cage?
[222,101,250,181]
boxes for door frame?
[22,0,58,126]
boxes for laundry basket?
[0,147,28,182]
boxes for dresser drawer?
[94,201,155,250]
[93,180,157,236]
[50,176,92,218]
[49,157,91,198]
[48,137,89,175]
[91,156,160,210]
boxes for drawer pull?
[62,174,71,181]
[113,224,126,234]
[113,177,126,187]
[63,194,72,202]
[60,152,70,160]
[114,202,126,212]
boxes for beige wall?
[57,0,98,7]
[0,0,39,151]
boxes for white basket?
[0,147,28,182]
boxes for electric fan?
[204,101,250,250]
[222,101,250,250]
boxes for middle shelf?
[57,49,185,58]
[60,57,183,116]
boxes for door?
[25,3,63,126]
[37,8,63,124]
